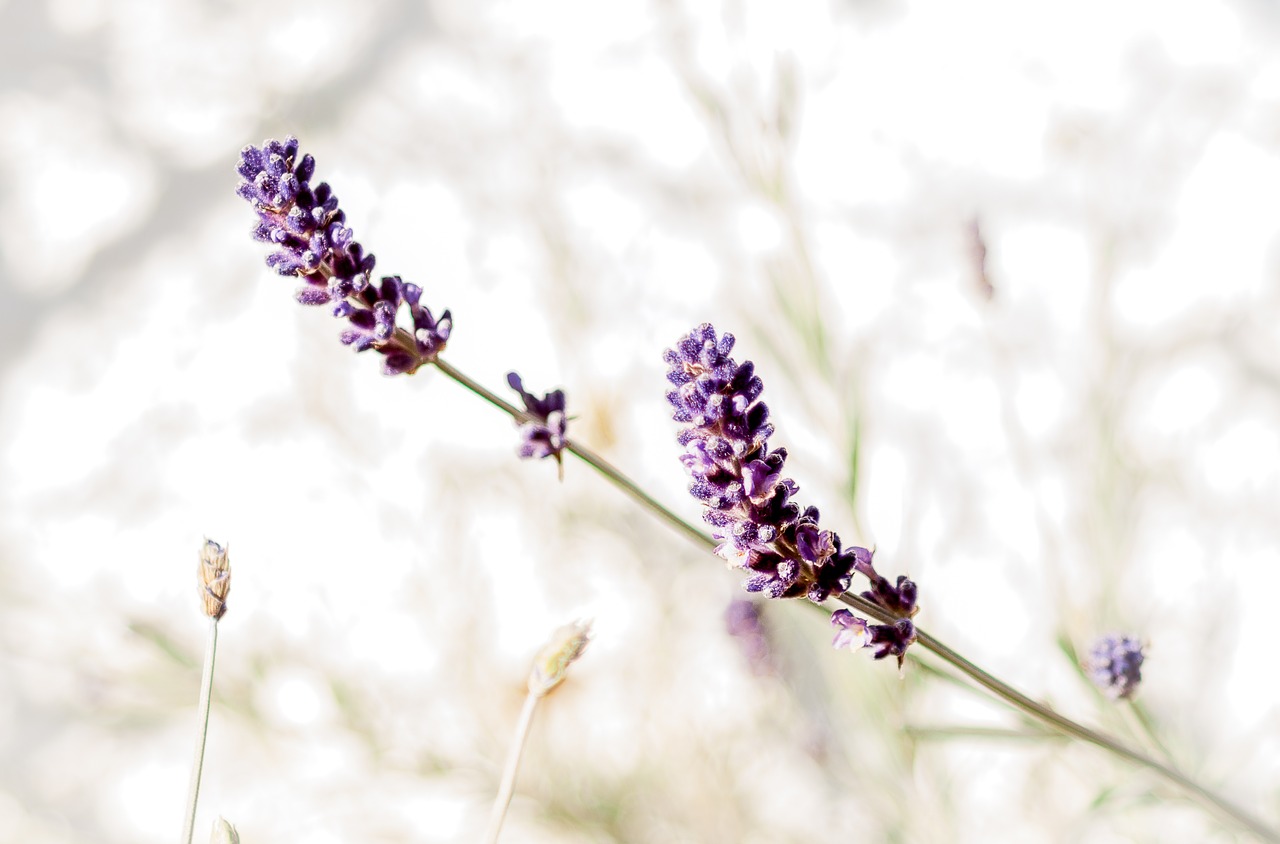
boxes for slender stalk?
[431,356,1279,843]
[434,357,713,549]
[181,618,219,844]
[1128,699,1177,766]
[904,725,1061,741]
[483,691,540,844]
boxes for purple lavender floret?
[1087,634,1145,700]
[831,610,917,668]
[507,372,568,466]
[236,136,451,375]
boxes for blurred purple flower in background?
[724,599,775,676]
[236,137,451,375]
[1088,634,1145,700]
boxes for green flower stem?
[431,356,1279,843]
[904,725,1061,741]
[1128,699,1177,766]
[483,690,540,844]
[181,618,219,844]
[433,357,712,550]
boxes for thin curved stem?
[483,691,540,844]
[1128,699,1177,767]
[181,618,219,844]
[429,356,1279,843]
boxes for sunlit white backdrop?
[2,1,1279,842]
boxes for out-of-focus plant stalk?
[431,355,1279,843]
[183,541,231,844]
[483,621,591,844]
[484,692,539,844]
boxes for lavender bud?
[507,372,568,468]
[850,547,918,618]
[1087,634,1145,700]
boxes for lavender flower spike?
[665,324,847,600]
[665,323,918,665]
[507,372,568,471]
[1087,634,1145,700]
[236,137,451,375]
[664,324,867,600]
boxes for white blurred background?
[2,0,1279,841]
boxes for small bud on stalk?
[528,619,592,698]
[209,817,240,844]
[198,539,231,621]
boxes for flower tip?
[528,619,593,698]
[209,817,240,844]
[198,538,231,620]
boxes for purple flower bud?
[867,618,916,667]
[507,372,568,468]
[841,545,917,617]
[1087,634,1145,700]
[237,137,450,374]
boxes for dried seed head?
[209,817,240,844]
[198,539,231,621]
[528,619,592,698]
